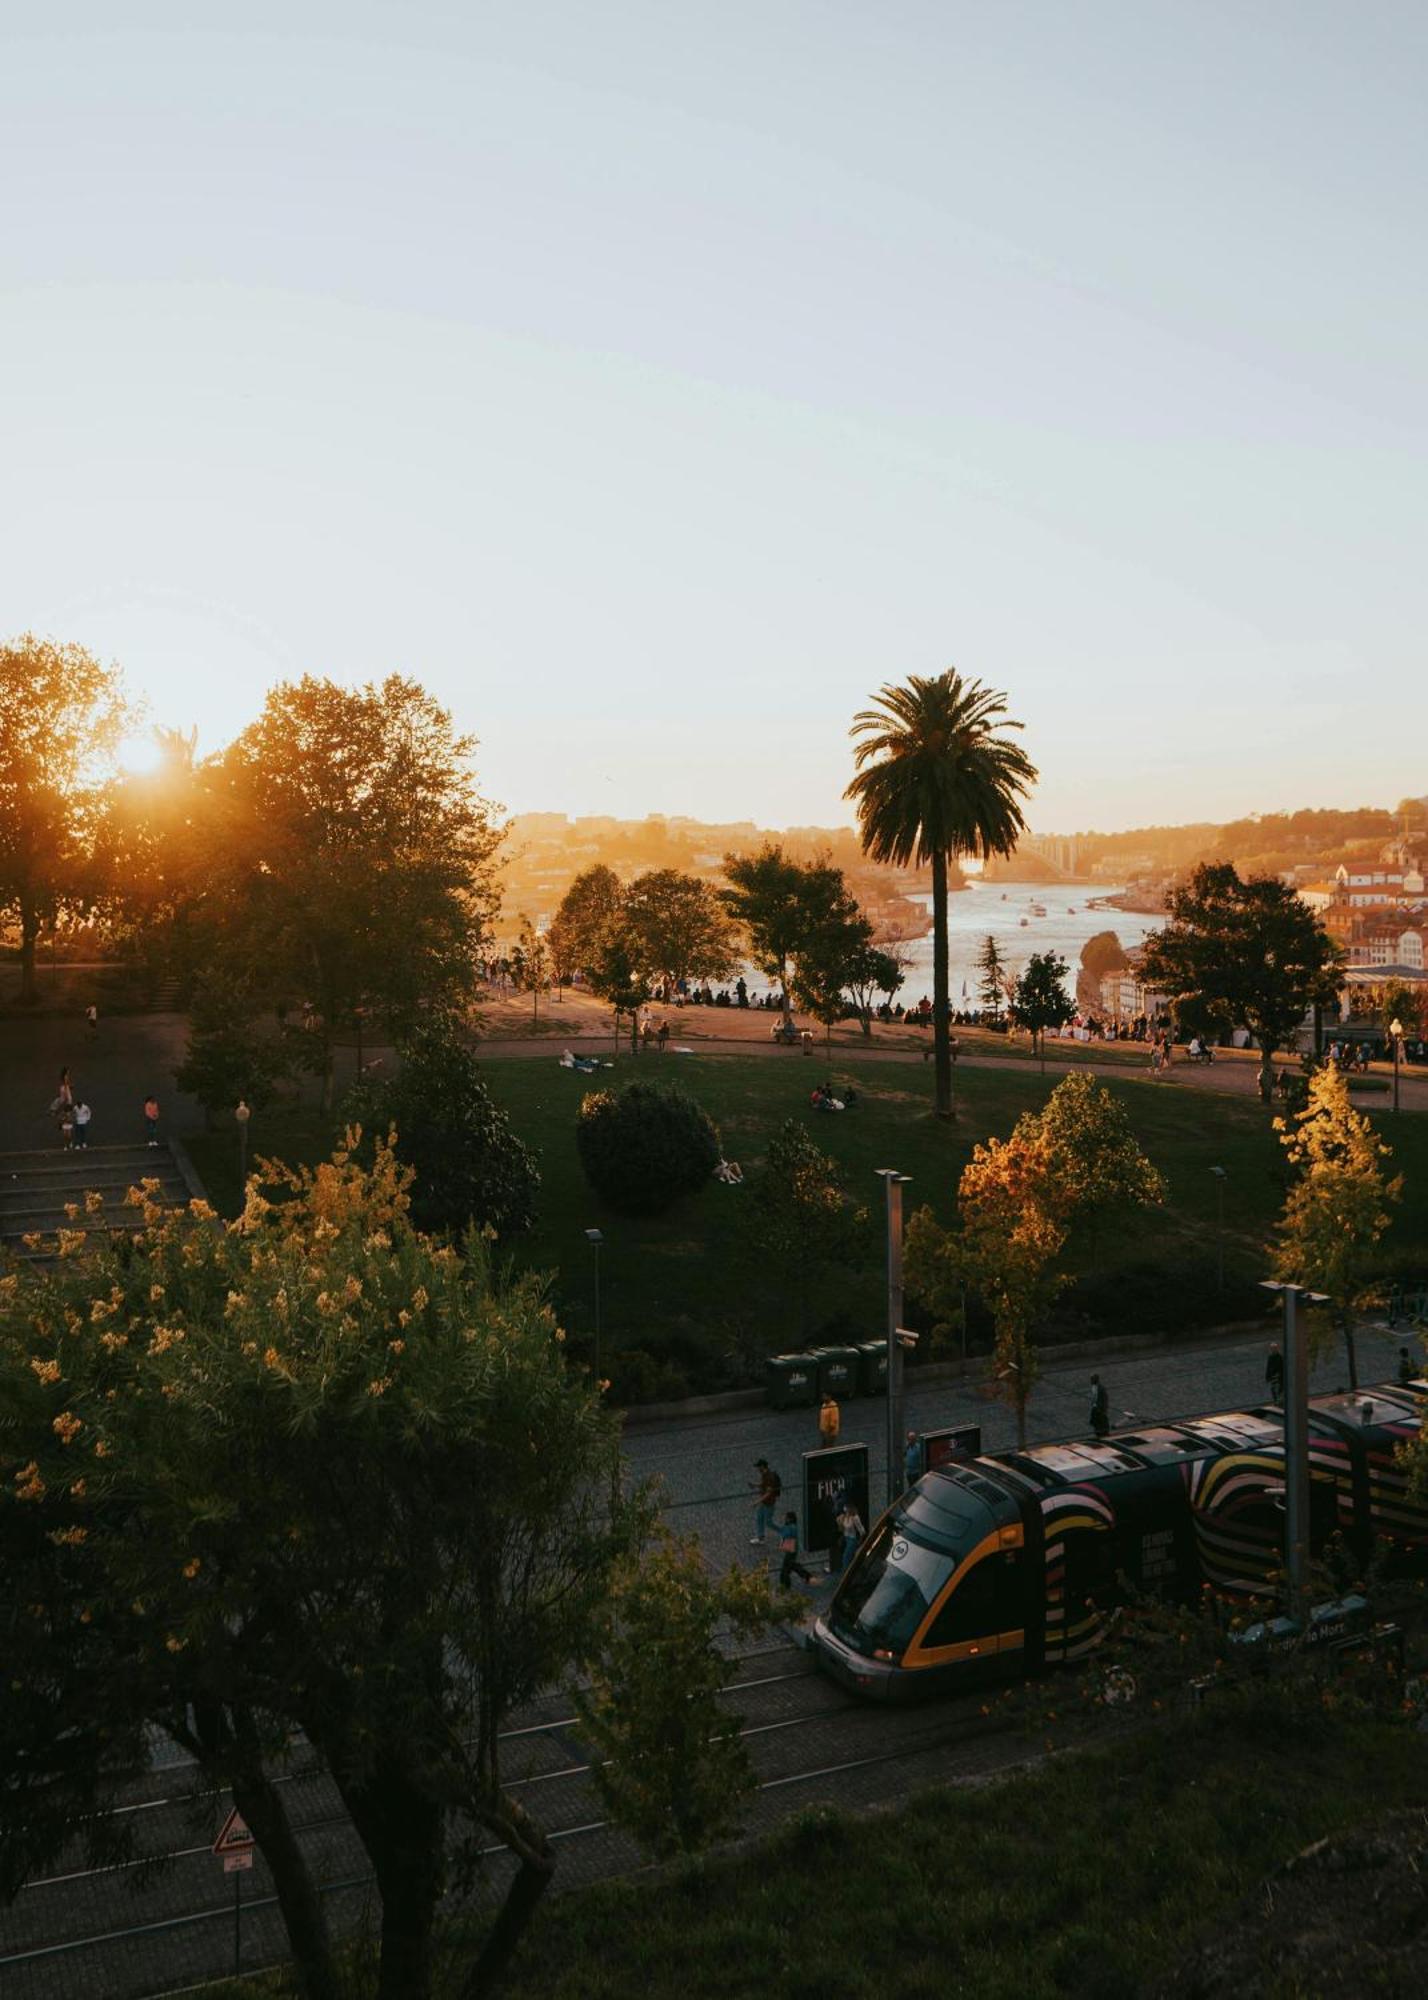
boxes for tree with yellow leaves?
[1273,1064,1402,1385]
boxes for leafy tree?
[623,868,739,995]
[1010,950,1074,1071]
[789,885,878,1056]
[547,864,625,987]
[185,676,501,1109]
[1079,929,1128,989]
[515,915,550,1023]
[174,976,313,1124]
[977,932,1009,1019]
[846,671,1037,1119]
[1371,978,1426,1040]
[1138,864,1344,1103]
[0,1141,650,2000]
[584,923,656,1055]
[906,1075,1162,1434]
[1273,1065,1402,1384]
[721,843,850,1022]
[575,1529,781,1858]
[576,1080,720,1215]
[0,634,128,1003]
[843,936,906,1039]
[741,1119,865,1339]
[344,1026,539,1240]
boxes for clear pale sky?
[3,3,1424,832]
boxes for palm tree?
[846,672,1036,1119]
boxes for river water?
[896,879,1165,1007]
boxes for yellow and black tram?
[812,1379,1428,1701]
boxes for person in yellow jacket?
[818,1394,840,1447]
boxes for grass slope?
[187,1054,1428,1399]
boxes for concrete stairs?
[0,1142,196,1259]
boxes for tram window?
[922,1550,1015,1648]
[832,1524,956,1655]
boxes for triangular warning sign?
[213,1806,254,1855]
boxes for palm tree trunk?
[931,851,953,1119]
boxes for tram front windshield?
[829,1519,957,1657]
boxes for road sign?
[222,1849,254,1873]
[213,1807,254,1858]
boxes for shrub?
[343,1026,539,1240]
[576,1080,720,1216]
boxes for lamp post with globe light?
[1390,1019,1403,1116]
[235,1100,251,1185]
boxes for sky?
[3,2,1425,834]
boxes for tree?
[515,915,550,1023]
[843,936,906,1039]
[1273,1065,1402,1386]
[1010,950,1074,1071]
[721,843,850,1022]
[547,864,624,987]
[576,1080,720,1216]
[1138,864,1344,1103]
[185,676,501,1109]
[905,1075,1162,1434]
[174,975,314,1125]
[623,869,739,996]
[846,672,1036,1118]
[0,634,128,1002]
[976,932,1009,1020]
[584,922,655,1055]
[788,885,878,1057]
[344,1025,539,1240]
[574,1529,780,1859]
[0,1140,651,2000]
[1079,929,1128,993]
[740,1120,865,1339]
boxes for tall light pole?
[1260,1278,1328,1620]
[876,1168,913,1509]
[1209,1166,1227,1291]
[235,1100,251,1186]
[1390,1018,1403,1116]
[585,1228,604,1383]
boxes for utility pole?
[877,1169,912,1509]
[1261,1279,1327,1621]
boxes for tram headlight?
[873,1647,894,1661]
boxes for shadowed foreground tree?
[0,633,128,1003]
[847,672,1036,1118]
[1138,864,1343,1103]
[0,1140,656,2000]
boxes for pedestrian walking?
[57,1067,74,1110]
[778,1511,814,1589]
[59,1107,75,1150]
[1398,1345,1417,1387]
[85,1004,98,1037]
[834,1498,865,1574]
[904,1429,921,1488]
[1265,1341,1285,1404]
[657,1020,669,1053]
[72,1101,91,1149]
[1089,1373,1110,1438]
[143,1094,161,1147]
[749,1459,781,1544]
[818,1394,841,1447]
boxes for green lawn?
[186,1053,1428,1401]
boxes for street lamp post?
[1260,1278,1329,1620]
[585,1228,604,1383]
[1209,1166,1227,1291]
[876,1168,913,1510]
[235,1100,251,1185]
[1390,1018,1403,1116]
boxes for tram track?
[0,1641,1024,2000]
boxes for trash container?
[817,1345,861,1401]
[856,1340,889,1398]
[765,1352,819,1410]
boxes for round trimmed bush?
[575,1079,720,1216]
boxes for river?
[896,879,1164,1007]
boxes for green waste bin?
[765,1352,819,1410]
[856,1340,889,1398]
[817,1346,861,1400]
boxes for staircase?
[0,1142,196,1261]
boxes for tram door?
[904,1528,1027,1669]
[1041,1492,1116,1665]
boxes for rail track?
[0,1637,1027,2000]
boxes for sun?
[117,732,165,778]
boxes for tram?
[812,1379,1428,1702]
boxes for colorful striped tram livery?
[812,1380,1427,1700]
